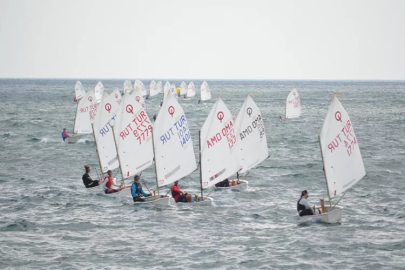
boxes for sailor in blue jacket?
[131,175,150,202]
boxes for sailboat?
[73,89,98,134]
[301,96,366,223]
[285,88,301,119]
[199,97,240,201]
[163,81,171,97]
[75,81,86,100]
[94,81,104,103]
[216,94,269,190]
[150,80,160,97]
[180,81,187,97]
[92,90,123,187]
[187,82,195,98]
[135,79,147,96]
[151,92,198,204]
[170,83,178,99]
[123,80,133,92]
[112,89,171,205]
[200,81,211,101]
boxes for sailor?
[82,165,100,188]
[215,178,230,187]
[131,175,150,202]
[61,128,69,141]
[171,180,192,203]
[152,114,157,122]
[160,100,163,107]
[104,170,122,194]
[297,190,316,216]
[198,100,201,104]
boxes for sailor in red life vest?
[74,97,78,102]
[104,170,122,194]
[170,180,192,203]
[61,128,69,141]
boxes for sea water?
[0,79,404,269]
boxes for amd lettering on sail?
[207,112,236,150]
[118,108,152,145]
[240,108,265,140]
[80,96,98,120]
[160,107,191,147]
[327,112,357,157]
[99,115,116,137]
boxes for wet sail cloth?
[113,90,154,180]
[75,81,86,100]
[285,89,301,119]
[93,91,122,173]
[153,93,197,187]
[200,97,240,188]
[74,89,98,134]
[320,97,365,198]
[234,95,268,173]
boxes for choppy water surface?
[1,79,405,269]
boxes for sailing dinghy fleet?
[70,80,366,223]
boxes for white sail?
[75,81,86,100]
[180,81,187,95]
[93,91,122,173]
[113,91,154,179]
[170,83,178,99]
[187,82,196,97]
[132,88,146,109]
[201,97,240,188]
[200,81,211,101]
[94,81,104,103]
[285,88,301,119]
[320,97,365,199]
[153,94,197,187]
[74,89,98,134]
[134,79,147,96]
[164,81,171,97]
[123,80,133,91]
[112,88,123,107]
[156,81,162,94]
[235,95,269,173]
[149,80,160,97]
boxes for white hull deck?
[65,137,78,144]
[299,206,343,223]
[134,195,172,206]
[215,180,248,191]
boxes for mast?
[73,101,78,134]
[112,126,125,185]
[199,130,203,200]
[92,123,104,181]
[151,128,160,198]
[318,134,332,209]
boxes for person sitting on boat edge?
[62,128,69,141]
[171,180,192,203]
[215,178,230,187]
[104,170,122,194]
[82,165,100,188]
[297,190,316,216]
[131,175,150,202]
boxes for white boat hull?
[299,206,343,223]
[176,196,214,205]
[134,195,171,206]
[65,137,78,144]
[215,180,248,191]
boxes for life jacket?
[297,197,306,212]
[134,183,142,196]
[171,186,181,197]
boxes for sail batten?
[320,97,365,199]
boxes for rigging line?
[331,93,342,104]
[332,192,345,210]
[219,88,225,98]
[248,92,261,97]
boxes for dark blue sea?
[1,79,404,269]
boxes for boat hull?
[215,180,248,191]
[65,137,78,144]
[299,206,343,223]
[176,196,214,205]
[134,195,171,206]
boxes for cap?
[174,180,179,183]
